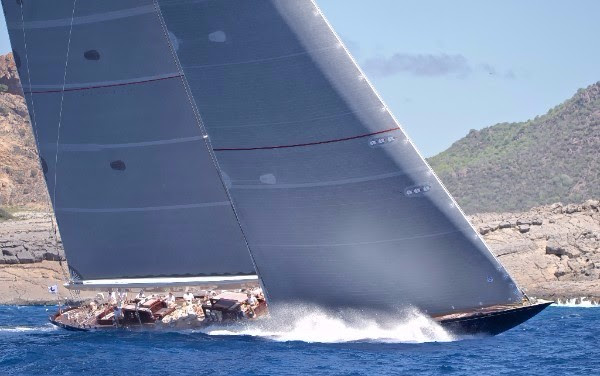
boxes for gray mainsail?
[155,0,523,315]
[1,0,256,281]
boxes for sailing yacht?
[1,0,550,336]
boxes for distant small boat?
[2,0,550,336]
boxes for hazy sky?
[1,1,599,156]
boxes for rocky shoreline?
[1,201,599,305]
[471,199,600,303]
[0,210,65,265]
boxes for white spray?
[200,304,455,343]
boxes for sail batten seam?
[24,73,182,94]
[42,136,204,152]
[57,202,231,213]
[213,127,399,151]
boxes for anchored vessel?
[2,0,550,336]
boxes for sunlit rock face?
[469,200,600,300]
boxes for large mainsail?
[155,0,524,315]
[1,0,256,281]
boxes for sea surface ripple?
[0,305,598,375]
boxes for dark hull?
[50,301,552,336]
[438,301,552,336]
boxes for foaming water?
[554,297,599,308]
[201,305,454,343]
[0,324,57,333]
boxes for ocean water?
[0,304,598,375]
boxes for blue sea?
[0,304,598,375]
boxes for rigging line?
[52,0,77,213]
[50,0,78,286]
[151,0,271,301]
[18,2,72,289]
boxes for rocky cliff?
[0,211,64,265]
[471,200,600,301]
[0,52,24,96]
[0,53,49,208]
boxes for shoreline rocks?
[0,260,94,305]
[0,211,64,265]
[1,200,599,305]
[469,200,600,300]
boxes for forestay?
[1,0,256,281]
[156,0,524,315]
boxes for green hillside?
[428,82,600,213]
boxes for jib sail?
[1,0,256,282]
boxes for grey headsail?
[1,0,256,281]
[155,0,524,315]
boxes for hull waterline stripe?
[213,127,399,151]
[24,73,183,94]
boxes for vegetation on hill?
[428,82,600,213]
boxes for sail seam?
[43,136,204,152]
[8,4,155,30]
[24,73,182,94]
[57,202,231,213]
[255,228,466,248]
[183,45,336,69]
[210,106,381,129]
[213,127,398,151]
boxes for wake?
[0,324,58,333]
[553,297,599,308]
[200,305,454,343]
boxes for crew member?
[118,289,128,303]
[113,304,122,326]
[245,292,258,318]
[166,291,176,307]
[108,289,117,305]
[246,292,258,307]
[183,290,194,305]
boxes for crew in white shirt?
[118,289,128,303]
[246,293,258,307]
[108,290,117,305]
[166,292,176,307]
[183,291,194,305]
